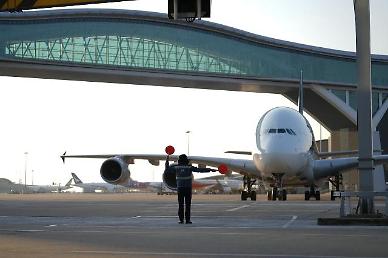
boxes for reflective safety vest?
[175,165,194,188]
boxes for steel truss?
[5,35,245,75]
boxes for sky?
[1,0,387,185]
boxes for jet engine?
[100,157,130,185]
[162,165,177,190]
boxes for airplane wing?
[318,150,358,158]
[61,153,260,177]
[313,154,388,179]
[318,149,384,158]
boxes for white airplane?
[61,81,388,201]
[68,172,156,193]
[66,172,122,192]
[193,175,243,194]
[61,104,388,201]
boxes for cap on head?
[178,154,189,165]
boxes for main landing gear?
[304,185,320,200]
[267,173,287,201]
[328,173,343,201]
[241,175,257,201]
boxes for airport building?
[0,9,387,189]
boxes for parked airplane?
[66,172,128,192]
[28,178,73,193]
[68,172,158,192]
[61,78,388,201]
[61,104,388,201]
[193,175,243,194]
[0,178,72,193]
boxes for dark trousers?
[177,187,192,222]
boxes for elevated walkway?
[0,9,388,138]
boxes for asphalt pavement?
[0,193,387,258]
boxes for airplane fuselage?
[253,107,316,183]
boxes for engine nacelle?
[163,164,177,191]
[100,157,130,185]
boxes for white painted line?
[226,205,251,212]
[72,250,384,258]
[282,215,298,228]
[17,229,45,232]
[45,224,57,227]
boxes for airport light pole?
[353,0,375,215]
[186,130,191,155]
[24,152,28,191]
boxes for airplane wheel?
[281,189,287,201]
[267,191,272,201]
[304,191,310,201]
[272,188,278,201]
[251,191,256,201]
[315,191,321,201]
[241,191,248,201]
[330,190,335,201]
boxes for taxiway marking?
[72,250,386,258]
[282,215,298,228]
[226,205,251,212]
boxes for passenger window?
[277,128,286,133]
[268,129,276,134]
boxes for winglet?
[61,151,67,164]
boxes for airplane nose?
[269,155,290,171]
[261,153,303,174]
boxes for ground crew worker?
[165,154,216,224]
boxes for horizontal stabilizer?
[61,151,67,163]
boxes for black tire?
[315,191,321,201]
[282,189,287,201]
[330,190,335,201]
[304,191,310,201]
[241,191,248,201]
[272,188,278,201]
[251,191,257,201]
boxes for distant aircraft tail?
[298,70,304,115]
[71,173,83,184]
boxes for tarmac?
[0,193,387,258]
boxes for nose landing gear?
[304,185,320,200]
[267,173,287,201]
[241,175,257,201]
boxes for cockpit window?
[265,128,296,135]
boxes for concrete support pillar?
[330,129,358,190]
[373,131,386,192]
[354,0,375,215]
[174,0,178,20]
